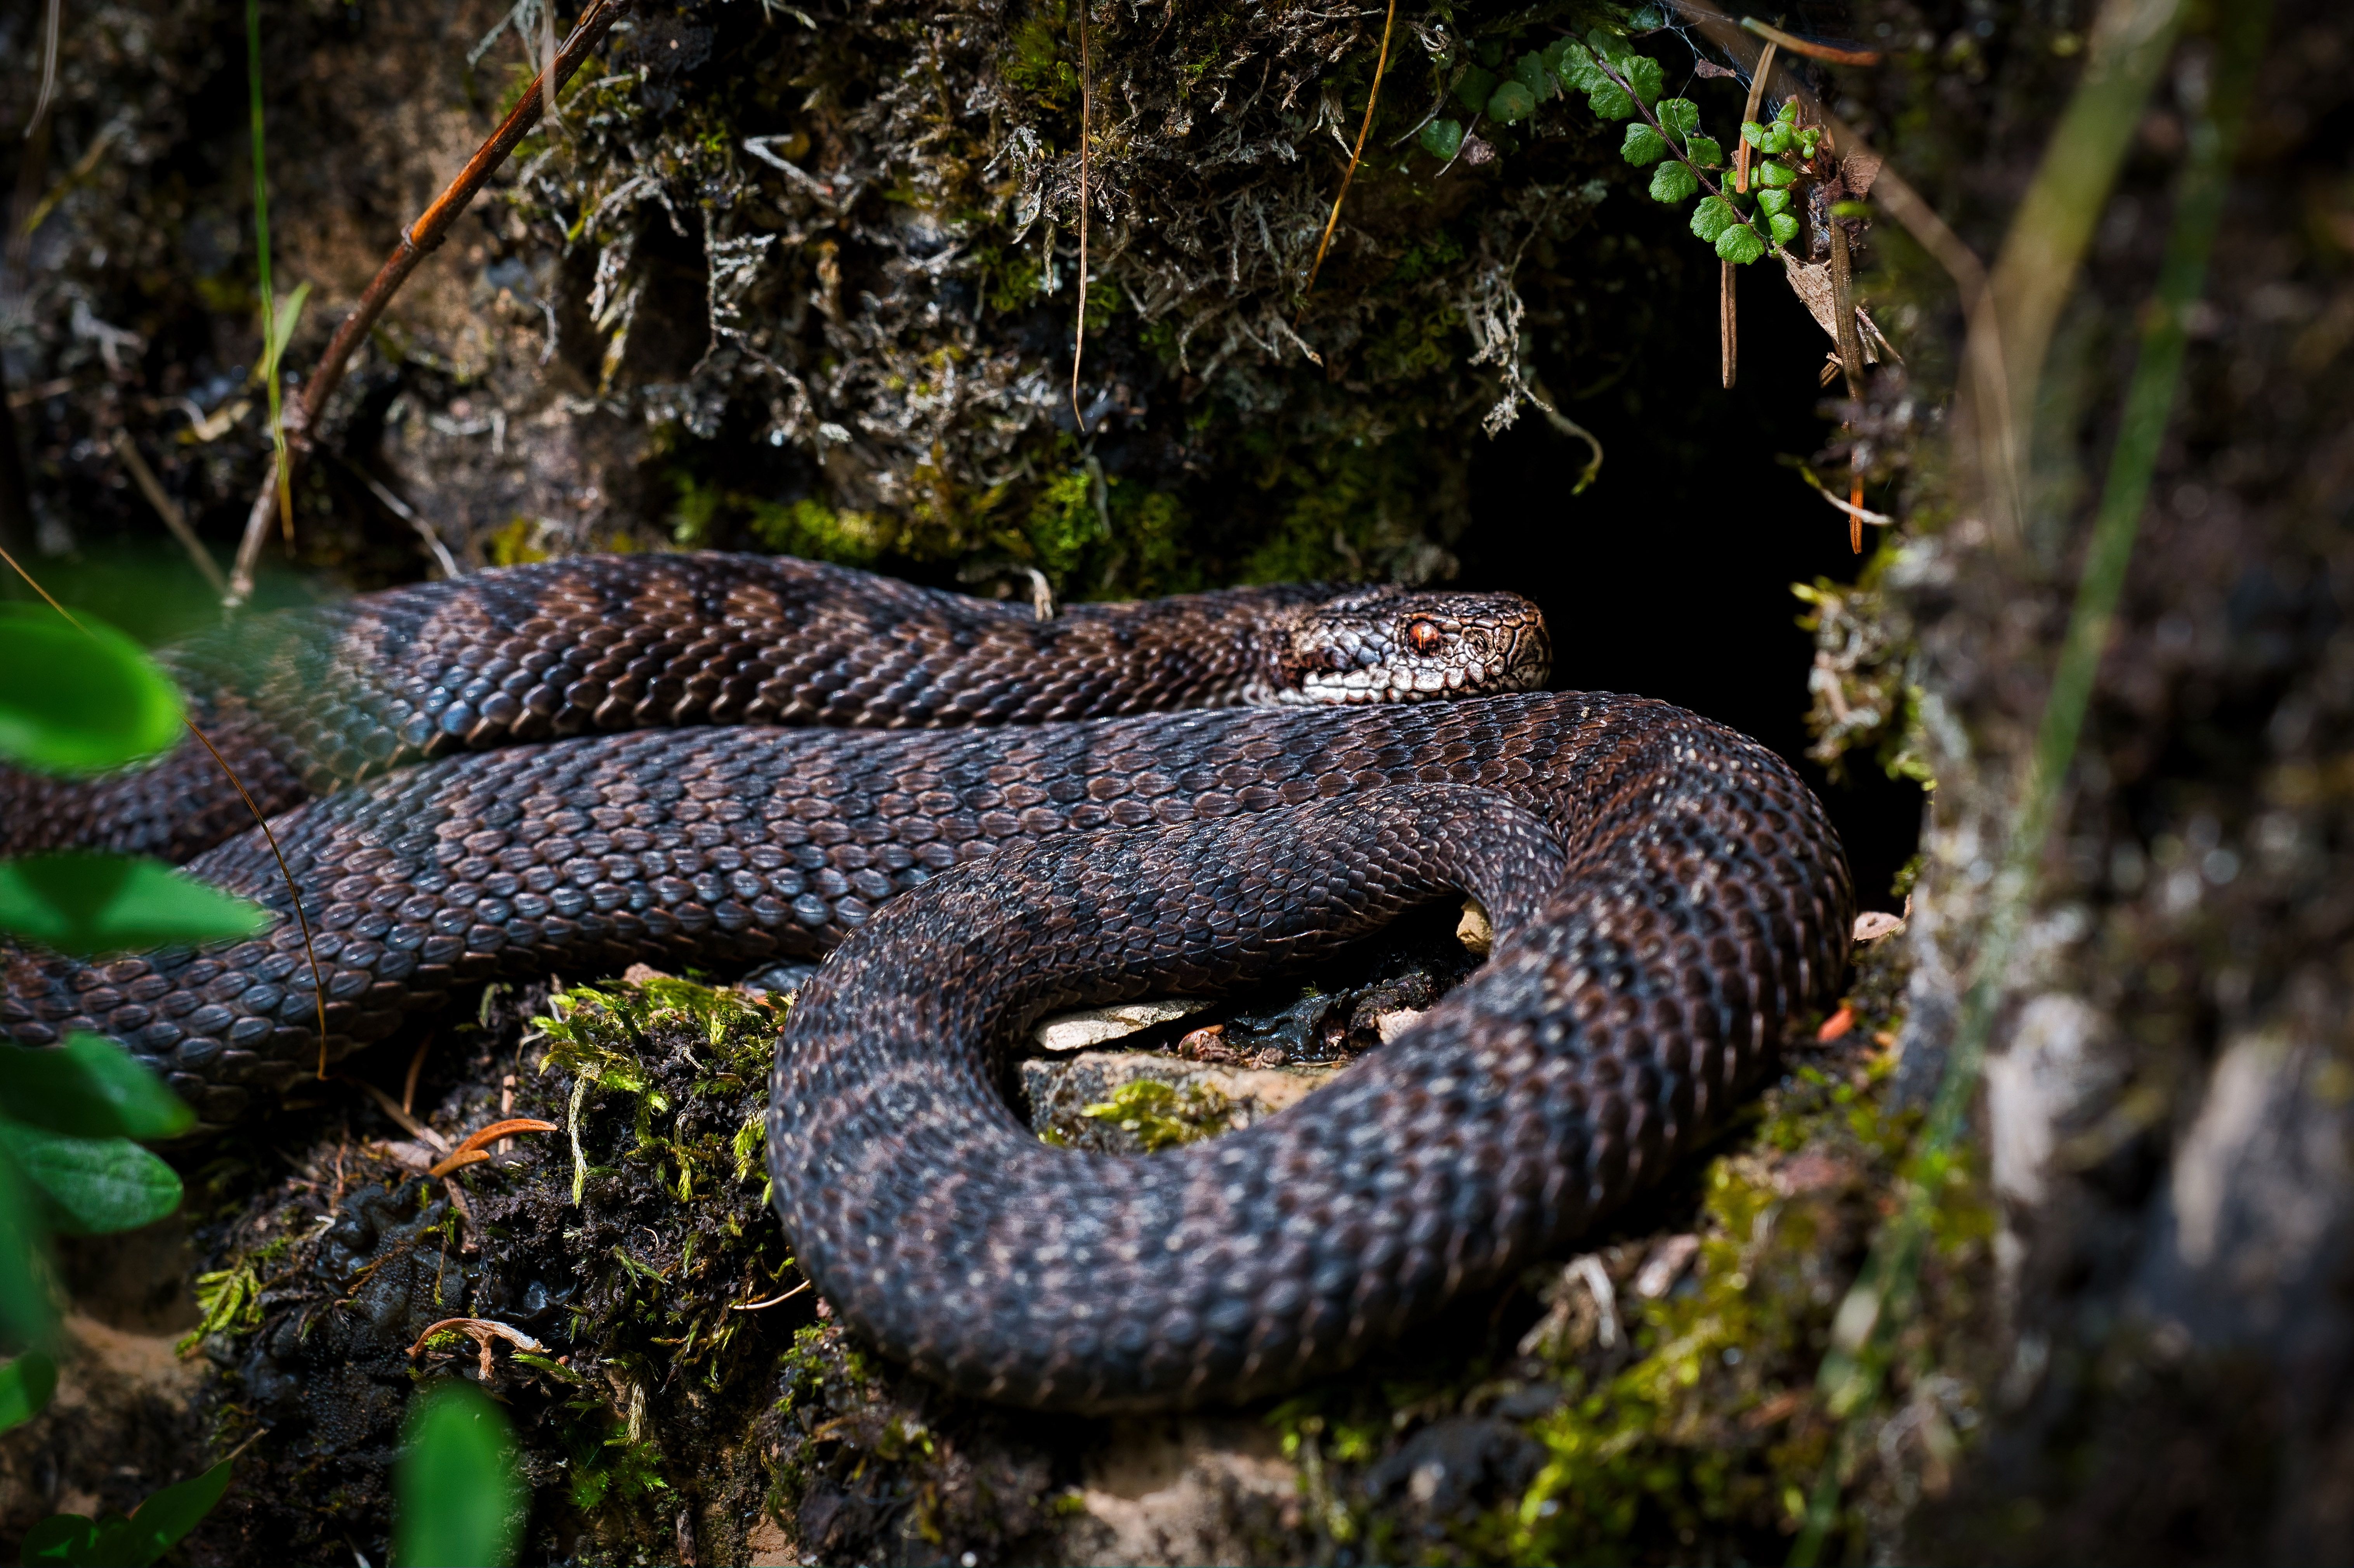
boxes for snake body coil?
[0,555,1849,1409]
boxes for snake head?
[1262,587,1553,705]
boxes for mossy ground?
[56,906,1988,1567]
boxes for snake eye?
[1406,619,1444,655]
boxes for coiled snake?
[0,552,1850,1410]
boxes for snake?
[0,553,1851,1411]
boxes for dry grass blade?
[1299,0,1397,310]
[227,0,637,607]
[111,431,228,596]
[1069,0,1094,433]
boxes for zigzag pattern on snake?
[0,556,1849,1409]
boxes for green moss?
[1078,1078,1233,1152]
[178,1232,291,1355]
[1000,0,1079,109]
[1500,1042,1994,1563]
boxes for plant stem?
[226,0,636,609]
[247,0,294,546]
[1590,55,1790,264]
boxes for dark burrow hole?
[1456,215,1925,915]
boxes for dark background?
[1460,240,1923,914]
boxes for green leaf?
[1798,127,1823,158]
[1619,123,1669,166]
[1756,186,1794,217]
[0,607,182,777]
[1685,134,1723,169]
[1622,56,1663,105]
[20,1513,97,1565]
[1767,210,1802,246]
[0,1035,194,1141]
[260,283,312,382]
[1761,120,1793,155]
[1418,118,1464,160]
[1649,161,1700,204]
[0,1125,182,1237]
[1550,40,1601,90]
[1689,195,1741,244]
[1756,158,1798,187]
[1716,223,1768,265]
[1584,28,1634,66]
[1777,98,1799,123]
[89,1460,233,1566]
[1740,119,1770,148]
[1485,80,1536,123]
[1452,64,1498,113]
[394,1381,523,1568]
[1585,78,1634,120]
[0,853,271,957]
[1655,96,1700,137]
[0,1147,56,1348]
[0,1351,56,1433]
[1511,52,1557,102]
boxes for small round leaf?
[1419,118,1465,160]
[1620,123,1669,166]
[1649,161,1700,204]
[1486,80,1537,123]
[1716,223,1769,265]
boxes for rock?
[1061,1417,1303,1566]
[1032,999,1209,1053]
[1456,899,1494,956]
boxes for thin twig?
[1740,16,1882,67]
[112,431,229,596]
[1069,0,1094,433]
[1721,39,1775,389]
[730,1280,812,1311]
[1300,0,1397,309]
[226,0,636,608]
[1792,462,1893,525]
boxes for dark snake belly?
[2,692,1851,1408]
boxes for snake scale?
[0,552,1851,1411]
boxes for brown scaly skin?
[0,553,1550,864]
[0,563,1845,1411]
[2,695,1849,1415]
[765,704,1852,1410]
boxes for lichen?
[1796,568,1933,787]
